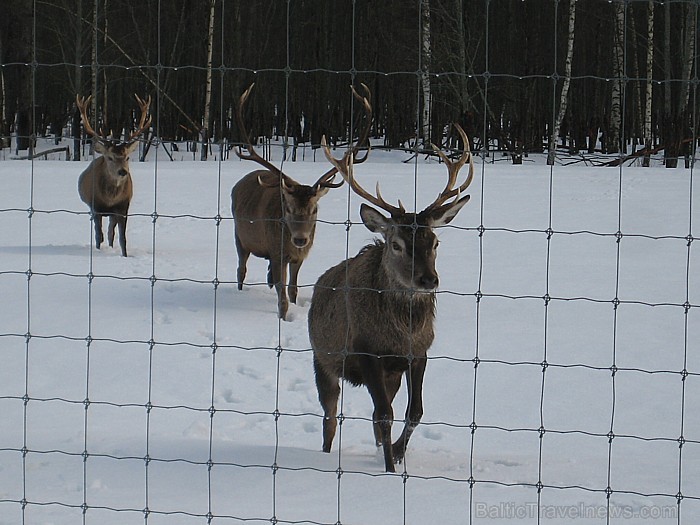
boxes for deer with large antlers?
[308,124,474,472]
[231,83,371,320]
[76,93,151,257]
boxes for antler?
[424,123,474,212]
[126,94,152,144]
[76,94,107,145]
[313,83,373,191]
[235,83,284,178]
[320,84,407,213]
[76,93,151,145]
[323,141,406,216]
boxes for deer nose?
[418,273,439,290]
[292,237,309,248]
[118,168,129,177]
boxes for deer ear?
[94,141,107,154]
[359,203,391,234]
[426,195,470,226]
[258,171,280,188]
[125,141,140,155]
[314,185,331,198]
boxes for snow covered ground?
[0,142,698,524]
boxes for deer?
[308,123,474,472]
[76,93,152,257]
[231,83,372,320]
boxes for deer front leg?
[116,213,128,257]
[269,259,289,320]
[107,215,117,248]
[360,354,395,473]
[93,213,104,249]
[392,357,426,464]
[288,261,302,304]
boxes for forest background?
[0,0,698,167]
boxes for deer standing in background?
[231,83,372,320]
[309,124,474,472]
[76,94,151,257]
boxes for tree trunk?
[678,4,695,168]
[201,0,216,161]
[72,0,84,160]
[102,0,109,135]
[643,0,654,167]
[607,1,625,154]
[662,1,676,167]
[547,0,576,165]
[0,28,9,149]
[12,0,33,153]
[420,0,431,148]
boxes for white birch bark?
[420,0,431,147]
[607,1,625,154]
[201,0,216,160]
[643,0,654,166]
[547,0,576,165]
[678,4,696,167]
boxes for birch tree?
[677,3,696,168]
[547,0,576,165]
[607,0,625,154]
[201,0,216,161]
[420,0,431,148]
[642,0,654,167]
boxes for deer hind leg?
[234,234,250,290]
[314,355,340,453]
[392,357,426,464]
[360,354,395,473]
[93,213,104,249]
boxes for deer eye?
[391,241,403,252]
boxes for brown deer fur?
[231,170,331,320]
[76,93,150,257]
[309,123,473,472]
[78,141,136,257]
[231,83,370,320]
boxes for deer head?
[76,93,152,180]
[235,82,372,248]
[322,123,473,291]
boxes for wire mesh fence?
[0,0,698,524]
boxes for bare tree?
[547,0,576,165]
[420,0,431,147]
[607,0,625,154]
[201,0,216,161]
[642,0,654,167]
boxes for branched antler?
[235,83,284,178]
[424,123,474,212]
[76,93,151,145]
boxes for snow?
[0,144,698,524]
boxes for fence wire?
[0,1,698,524]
